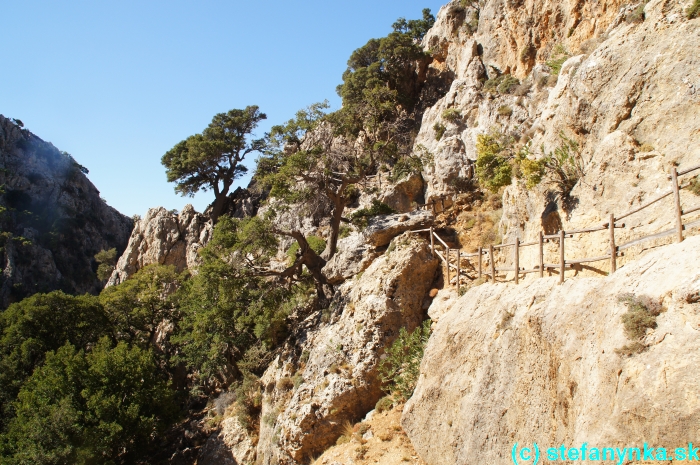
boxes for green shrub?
[442,108,462,123]
[515,134,584,196]
[626,3,646,23]
[378,320,431,401]
[688,0,700,19]
[483,74,520,94]
[497,105,513,117]
[475,132,515,192]
[618,293,662,340]
[1,339,176,464]
[546,44,570,76]
[520,43,537,63]
[339,224,352,239]
[350,200,397,229]
[375,396,394,413]
[433,122,447,140]
[94,248,117,280]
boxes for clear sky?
[1,0,446,217]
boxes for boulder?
[364,210,434,247]
[322,233,378,285]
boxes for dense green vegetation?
[378,320,431,402]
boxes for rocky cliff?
[416,0,699,269]
[404,234,700,464]
[0,115,132,307]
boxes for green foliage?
[94,248,117,280]
[350,200,397,229]
[1,339,176,464]
[339,225,353,239]
[172,216,302,385]
[99,265,182,353]
[511,133,584,197]
[626,3,646,23]
[287,236,326,265]
[546,45,570,75]
[520,43,537,63]
[433,122,446,141]
[375,396,394,413]
[441,108,461,123]
[378,320,431,402]
[161,106,266,220]
[233,373,263,432]
[336,10,431,127]
[0,292,109,429]
[618,294,662,340]
[388,146,431,182]
[688,0,700,19]
[475,131,515,192]
[483,74,520,94]
[391,8,435,41]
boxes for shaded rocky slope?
[0,115,132,307]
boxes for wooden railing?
[413,164,700,292]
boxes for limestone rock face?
[322,232,378,285]
[0,115,133,307]
[417,0,700,267]
[403,235,700,465]
[256,234,438,464]
[197,417,255,465]
[107,205,211,286]
[380,172,426,213]
[364,210,435,247]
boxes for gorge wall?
[0,115,132,307]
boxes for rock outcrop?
[256,234,438,464]
[403,235,700,464]
[0,115,132,307]
[364,210,434,247]
[416,0,700,266]
[107,205,212,286]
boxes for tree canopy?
[161,106,267,221]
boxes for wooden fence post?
[559,230,565,284]
[538,231,544,278]
[513,238,520,284]
[609,213,617,273]
[478,247,483,280]
[446,247,451,285]
[456,249,461,294]
[489,245,495,283]
[430,226,434,255]
[672,167,684,242]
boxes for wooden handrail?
[616,190,672,221]
[678,163,700,176]
[422,161,697,288]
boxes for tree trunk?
[324,198,346,260]
[291,231,333,307]
[210,194,228,223]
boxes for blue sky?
[1,0,446,217]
